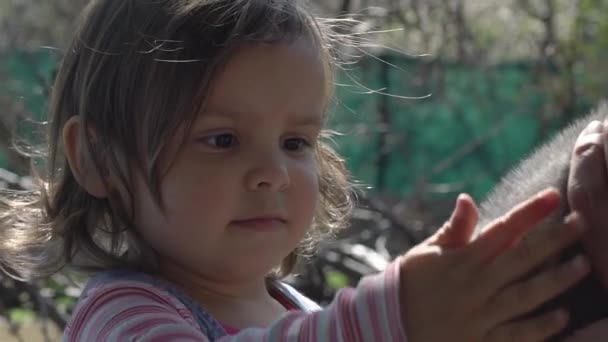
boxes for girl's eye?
[283,138,311,152]
[201,133,239,149]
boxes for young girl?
[0,0,596,341]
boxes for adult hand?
[568,119,608,289]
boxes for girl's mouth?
[231,216,287,231]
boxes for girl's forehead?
[201,39,329,118]
[216,39,327,84]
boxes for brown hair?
[0,0,354,281]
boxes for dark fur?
[477,102,608,340]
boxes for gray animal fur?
[478,101,608,228]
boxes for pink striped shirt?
[63,261,406,341]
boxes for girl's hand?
[564,318,608,341]
[398,189,589,342]
[568,119,608,289]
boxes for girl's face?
[133,38,327,282]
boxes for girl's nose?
[244,154,290,192]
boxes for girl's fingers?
[487,212,585,290]
[449,194,479,242]
[432,193,479,248]
[468,188,561,263]
[487,254,589,324]
[486,309,568,342]
[563,318,608,342]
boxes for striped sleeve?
[64,261,407,342]
[230,260,406,342]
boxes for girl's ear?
[62,116,109,198]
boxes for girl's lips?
[231,217,287,230]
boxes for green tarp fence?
[1,51,593,199]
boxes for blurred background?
[1,0,608,340]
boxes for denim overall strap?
[84,270,227,340]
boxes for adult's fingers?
[568,119,608,289]
[568,119,608,214]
